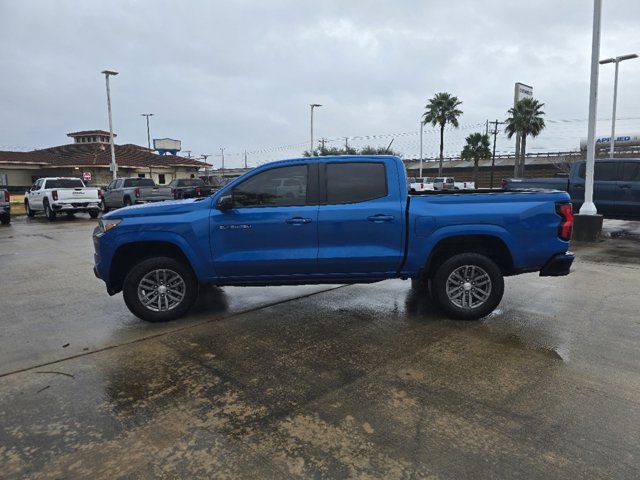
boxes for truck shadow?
[190,284,229,315]
[403,286,447,322]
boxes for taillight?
[134,187,140,198]
[556,203,574,241]
[4,191,9,202]
[500,179,507,189]
[52,190,58,201]
[195,186,201,196]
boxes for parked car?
[409,177,435,193]
[94,155,574,323]
[168,178,213,199]
[25,177,101,220]
[433,177,455,190]
[454,180,476,189]
[0,188,10,225]
[502,158,640,219]
[101,177,173,213]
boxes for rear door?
[317,160,404,275]
[211,163,320,278]
[616,161,640,219]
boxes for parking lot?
[1,215,640,478]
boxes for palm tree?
[461,132,491,186]
[423,92,463,176]
[505,97,546,177]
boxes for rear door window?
[325,162,387,204]
[622,162,640,181]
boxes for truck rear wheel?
[432,253,503,320]
[44,199,56,221]
[25,200,35,218]
[123,256,198,322]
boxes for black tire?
[432,253,504,320]
[89,209,99,219]
[122,256,198,322]
[123,197,132,207]
[44,199,56,221]
[101,200,110,214]
[0,215,9,225]
[25,200,35,218]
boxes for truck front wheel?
[432,253,504,320]
[122,256,198,322]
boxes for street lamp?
[599,53,638,156]
[419,119,424,178]
[310,104,322,156]
[141,113,154,150]
[101,70,118,180]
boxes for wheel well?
[109,241,194,293]
[423,235,514,278]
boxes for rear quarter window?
[325,162,387,204]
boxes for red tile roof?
[0,143,207,169]
[67,130,114,137]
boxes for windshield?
[45,179,84,188]
[179,179,204,187]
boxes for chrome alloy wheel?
[445,265,492,309]
[137,269,186,312]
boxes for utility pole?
[489,120,505,188]
[201,154,211,168]
[485,119,489,137]
[220,147,225,170]
[101,70,118,180]
[141,113,154,149]
[244,150,247,169]
[184,150,192,158]
[310,104,322,156]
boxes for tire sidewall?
[44,200,56,220]
[25,200,35,218]
[433,253,504,320]
[123,256,198,322]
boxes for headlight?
[99,218,122,233]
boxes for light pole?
[599,53,638,156]
[310,104,322,156]
[101,70,118,180]
[578,0,602,217]
[419,120,424,178]
[141,113,154,150]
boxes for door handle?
[367,214,394,223]
[285,217,312,225]
[618,184,632,189]
[574,184,584,189]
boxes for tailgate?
[57,188,100,202]
[141,186,173,200]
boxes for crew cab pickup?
[168,178,214,199]
[502,158,640,219]
[0,189,10,225]
[101,177,173,213]
[93,155,574,322]
[25,177,101,220]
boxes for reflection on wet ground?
[1,218,640,478]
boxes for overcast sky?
[1,0,639,167]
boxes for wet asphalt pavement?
[1,215,640,478]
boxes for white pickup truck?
[408,177,435,193]
[25,177,101,220]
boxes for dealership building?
[0,130,207,190]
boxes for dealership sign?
[82,171,92,181]
[514,82,533,105]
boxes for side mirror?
[217,194,233,211]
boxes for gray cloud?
[1,0,639,166]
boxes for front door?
[211,163,319,279]
[317,161,404,275]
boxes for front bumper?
[540,252,575,276]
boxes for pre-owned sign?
[82,171,92,182]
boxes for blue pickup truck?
[503,158,640,219]
[93,155,574,322]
